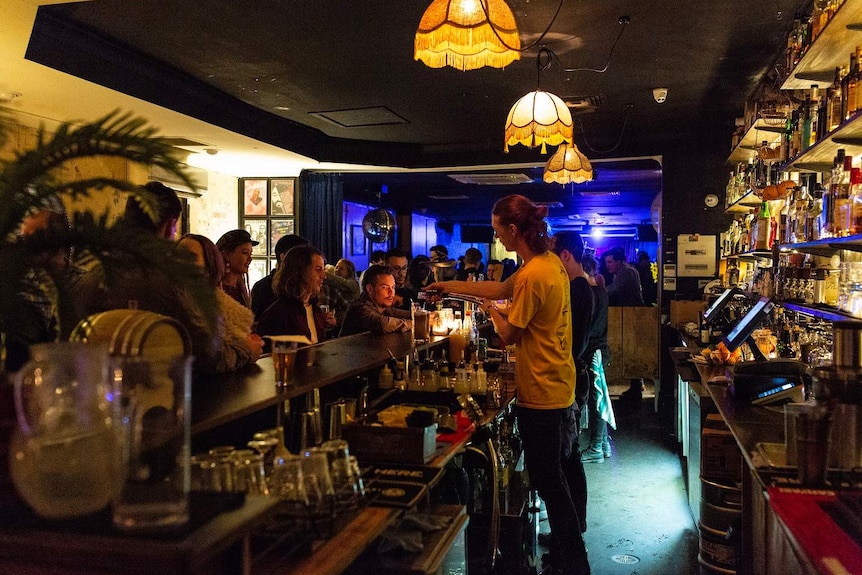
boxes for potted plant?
[0,110,218,512]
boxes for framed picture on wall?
[270,219,295,255]
[271,179,295,216]
[351,224,366,256]
[243,218,268,256]
[243,179,268,216]
[249,259,268,287]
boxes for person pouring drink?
[427,194,590,575]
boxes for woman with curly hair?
[256,244,336,350]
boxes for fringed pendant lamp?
[543,140,594,184]
[504,89,573,154]
[415,0,521,71]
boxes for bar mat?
[0,491,245,539]
[767,486,862,573]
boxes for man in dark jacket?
[339,265,412,336]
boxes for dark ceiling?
[26,0,801,225]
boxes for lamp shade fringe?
[415,0,520,71]
[543,141,594,184]
[504,90,573,152]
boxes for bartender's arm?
[482,298,522,346]
[427,272,517,300]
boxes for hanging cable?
[578,103,632,155]
[560,15,630,73]
[480,0,566,52]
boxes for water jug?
[9,342,118,519]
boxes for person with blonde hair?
[178,234,263,372]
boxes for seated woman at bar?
[178,234,263,372]
[256,244,335,350]
[216,229,258,308]
[339,265,413,336]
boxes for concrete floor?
[541,382,701,575]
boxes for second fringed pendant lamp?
[504,90,574,154]
[415,0,521,71]
[543,139,594,184]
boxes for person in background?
[320,257,361,333]
[637,251,657,306]
[428,194,590,575]
[407,255,434,303]
[430,244,457,281]
[501,257,518,280]
[74,183,220,372]
[217,229,258,308]
[580,253,615,462]
[385,248,412,309]
[335,258,359,287]
[358,249,387,286]
[339,265,413,336]
[603,246,643,307]
[178,234,263,372]
[456,247,484,280]
[251,234,308,320]
[550,231,593,541]
[485,259,504,282]
[603,246,645,400]
[256,244,336,351]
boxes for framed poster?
[243,179,268,216]
[351,224,366,256]
[271,179,295,216]
[270,219,295,255]
[249,259,268,287]
[677,234,717,277]
[243,219,268,256]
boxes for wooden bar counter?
[0,329,496,575]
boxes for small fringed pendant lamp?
[543,140,594,184]
[504,90,573,154]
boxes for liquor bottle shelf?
[782,301,855,322]
[782,0,862,90]
[778,234,862,255]
[727,118,786,164]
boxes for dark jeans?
[517,404,589,574]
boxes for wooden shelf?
[782,0,862,90]
[786,109,862,172]
[725,189,763,213]
[782,301,854,322]
[777,234,862,255]
[728,118,786,164]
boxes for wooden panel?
[621,307,659,379]
[605,307,623,380]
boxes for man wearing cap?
[217,229,258,308]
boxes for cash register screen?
[703,287,744,325]
[722,297,775,352]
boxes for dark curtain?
[299,172,343,263]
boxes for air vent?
[448,173,533,185]
[597,212,624,217]
[427,194,470,200]
[159,137,210,148]
[578,190,620,196]
[563,94,604,111]
[310,106,408,128]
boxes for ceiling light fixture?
[414,0,521,71]
[504,47,573,153]
[543,139,593,184]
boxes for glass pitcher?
[9,342,119,519]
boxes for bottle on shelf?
[800,88,814,152]
[755,200,772,250]
[833,154,854,237]
[699,311,710,346]
[793,184,810,243]
[853,46,862,117]
[828,66,843,132]
[849,165,862,236]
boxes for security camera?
[653,88,668,104]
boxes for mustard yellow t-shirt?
[506,251,576,409]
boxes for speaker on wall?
[637,224,658,242]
